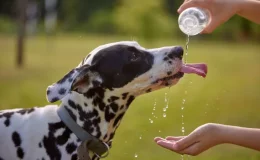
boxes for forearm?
[237,0,260,24]
[217,124,260,151]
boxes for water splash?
[134,153,138,158]
[163,91,170,118]
[149,118,154,124]
[139,135,142,140]
[185,35,190,64]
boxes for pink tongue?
[180,63,208,78]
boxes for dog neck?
[60,86,135,144]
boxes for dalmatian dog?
[0,41,207,160]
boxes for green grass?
[0,34,260,160]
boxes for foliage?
[0,0,259,41]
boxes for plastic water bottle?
[178,7,210,36]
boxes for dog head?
[46,41,207,103]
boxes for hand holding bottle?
[178,0,260,34]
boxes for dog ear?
[46,65,100,103]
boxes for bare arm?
[237,0,260,24]
[219,124,260,151]
[154,123,260,156]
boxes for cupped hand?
[154,123,224,156]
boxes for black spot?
[28,108,35,114]
[110,103,119,112]
[84,103,88,106]
[47,90,51,95]
[105,106,116,122]
[58,88,66,95]
[56,128,72,146]
[113,112,125,127]
[43,132,61,160]
[12,131,21,147]
[167,71,172,76]
[68,100,77,109]
[1,112,14,127]
[71,154,78,160]
[126,95,135,107]
[146,88,152,93]
[66,142,77,154]
[4,119,10,127]
[92,116,101,125]
[92,80,101,87]
[51,97,59,103]
[42,158,45,160]
[98,101,106,111]
[57,70,75,84]
[168,52,174,59]
[68,78,74,82]
[163,57,169,61]
[122,92,129,100]
[0,157,4,160]
[39,142,42,148]
[17,147,24,159]
[108,133,115,141]
[109,96,120,102]
[120,105,124,110]
[168,61,172,64]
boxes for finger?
[178,0,208,13]
[166,136,185,141]
[202,19,221,34]
[178,0,200,13]
[154,137,164,143]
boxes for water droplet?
[189,81,193,84]
[134,153,138,158]
[163,108,166,112]
[181,106,184,110]
[159,130,161,133]
[149,118,154,124]
[139,136,142,140]
[152,112,154,115]
[163,113,167,118]
[182,115,184,118]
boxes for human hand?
[178,0,244,33]
[154,123,224,156]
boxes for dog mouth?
[153,63,208,85]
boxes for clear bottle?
[178,7,210,36]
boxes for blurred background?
[0,0,260,159]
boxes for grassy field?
[0,34,260,160]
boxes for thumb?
[202,18,220,34]
[173,133,198,151]
[178,142,202,156]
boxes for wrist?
[212,124,229,144]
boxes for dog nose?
[168,46,183,59]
